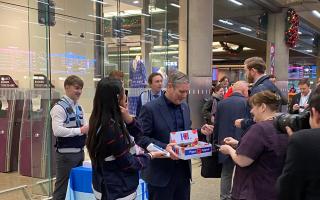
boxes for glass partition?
[0,0,180,199]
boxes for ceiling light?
[312,10,320,18]
[170,3,180,8]
[147,28,162,33]
[141,13,151,17]
[90,0,107,4]
[305,50,313,52]
[311,38,314,41]
[228,0,243,6]
[240,27,252,31]
[133,1,139,4]
[298,31,302,34]
[88,14,111,21]
[218,19,233,25]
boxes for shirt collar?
[163,94,181,108]
[63,95,77,107]
[253,74,266,85]
[151,90,162,96]
[302,90,311,98]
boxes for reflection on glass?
[32,94,42,112]
[0,96,8,110]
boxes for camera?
[273,111,310,134]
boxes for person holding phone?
[289,78,312,114]
[86,78,164,200]
[219,91,288,200]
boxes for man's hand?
[234,119,243,128]
[165,143,179,160]
[149,151,168,159]
[201,124,214,135]
[80,125,89,134]
[285,126,294,137]
[293,104,300,111]
[120,105,133,124]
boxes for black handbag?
[200,135,222,178]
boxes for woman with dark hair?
[86,78,163,200]
[219,91,288,200]
[219,76,230,94]
[201,84,224,124]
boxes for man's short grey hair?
[167,71,189,87]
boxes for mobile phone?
[214,144,221,149]
[125,89,128,103]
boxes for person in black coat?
[86,78,164,200]
[277,87,320,200]
[288,78,312,114]
[234,57,286,130]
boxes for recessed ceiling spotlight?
[240,26,252,31]
[228,0,243,6]
[133,0,139,4]
[170,3,180,8]
[218,19,233,25]
[312,10,320,18]
[311,38,314,41]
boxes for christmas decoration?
[285,8,299,48]
[219,41,244,55]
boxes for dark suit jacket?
[242,75,287,129]
[277,128,320,200]
[288,93,311,114]
[214,92,250,163]
[137,95,192,187]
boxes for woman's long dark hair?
[86,78,132,164]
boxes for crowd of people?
[50,56,320,200]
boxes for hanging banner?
[270,43,275,75]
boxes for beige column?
[266,10,290,81]
[266,10,290,111]
[179,0,213,127]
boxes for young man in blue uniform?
[51,75,88,200]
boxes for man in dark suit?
[214,81,251,200]
[288,78,312,114]
[138,71,213,200]
[277,86,320,200]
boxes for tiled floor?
[0,160,221,200]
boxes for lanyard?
[62,97,81,127]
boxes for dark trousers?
[147,162,190,200]
[52,151,84,200]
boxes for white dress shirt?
[299,90,311,113]
[50,95,86,137]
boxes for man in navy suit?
[214,81,251,200]
[138,71,213,200]
[288,78,312,114]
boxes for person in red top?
[223,86,233,99]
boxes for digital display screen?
[288,66,303,79]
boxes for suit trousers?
[147,161,190,200]
[220,159,235,200]
[52,151,84,200]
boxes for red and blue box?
[170,129,212,160]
